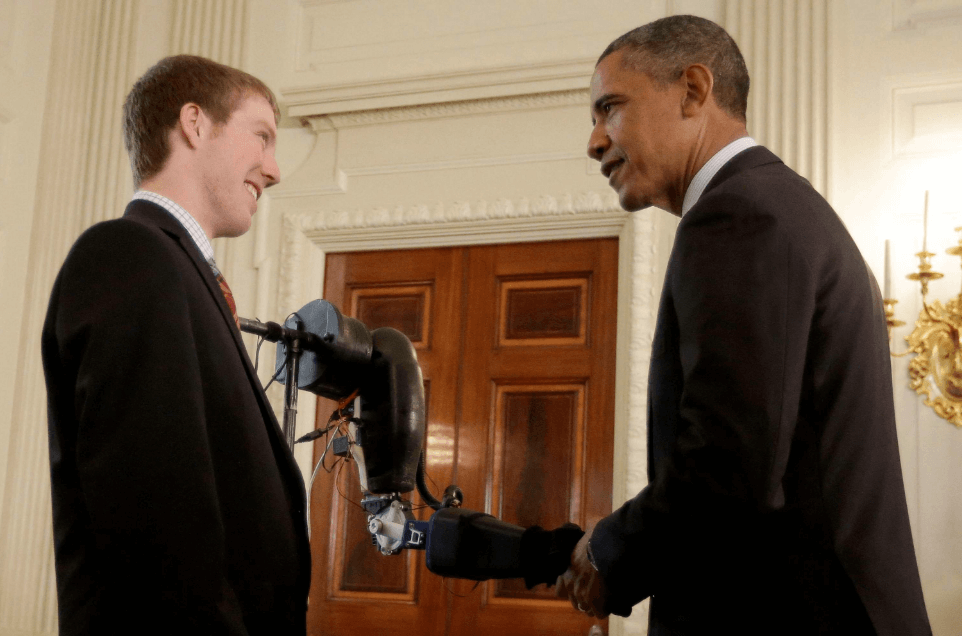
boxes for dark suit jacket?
[590,147,931,635]
[42,200,311,635]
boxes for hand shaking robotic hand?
[242,300,585,589]
[555,524,611,618]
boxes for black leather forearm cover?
[424,507,583,587]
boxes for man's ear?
[177,102,206,149]
[681,64,714,117]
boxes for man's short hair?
[599,15,750,122]
[122,55,280,188]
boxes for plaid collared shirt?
[132,190,219,272]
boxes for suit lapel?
[122,200,306,493]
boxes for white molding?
[283,61,594,117]
[0,96,13,188]
[2,1,138,630]
[722,0,830,194]
[892,0,962,30]
[345,150,584,179]
[294,87,589,128]
[281,0,621,117]
[278,193,626,286]
[169,0,246,66]
[0,0,15,73]
[882,71,962,161]
[0,117,7,187]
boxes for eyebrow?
[592,93,617,114]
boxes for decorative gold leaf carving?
[905,297,962,428]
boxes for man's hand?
[556,529,609,618]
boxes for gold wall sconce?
[885,191,962,428]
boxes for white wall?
[830,3,962,633]
[0,0,55,529]
[0,0,57,632]
[0,1,960,634]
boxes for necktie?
[208,259,240,330]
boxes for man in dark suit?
[42,55,310,635]
[557,16,931,635]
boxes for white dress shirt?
[681,136,758,216]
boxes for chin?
[217,218,253,239]
[617,191,650,213]
[233,221,253,238]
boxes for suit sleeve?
[50,222,249,634]
[590,192,816,615]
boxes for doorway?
[306,237,618,636]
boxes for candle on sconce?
[923,190,929,253]
[884,239,892,299]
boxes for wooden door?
[307,239,617,636]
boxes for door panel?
[492,385,583,601]
[307,239,617,636]
[448,239,616,636]
[308,247,463,636]
[499,278,588,345]
[351,285,433,348]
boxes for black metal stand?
[239,316,317,452]
[282,334,301,450]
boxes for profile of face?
[588,50,691,214]
[197,94,280,238]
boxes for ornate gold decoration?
[884,298,905,339]
[888,228,962,428]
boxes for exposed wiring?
[306,409,341,539]
[442,578,471,598]
[252,318,265,373]
[334,458,366,513]
[319,423,342,473]
[262,355,286,393]
[306,447,326,541]
[305,403,365,538]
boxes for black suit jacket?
[42,200,311,635]
[590,147,931,635]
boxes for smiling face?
[198,94,279,238]
[588,50,693,214]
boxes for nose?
[587,122,608,162]
[263,148,280,187]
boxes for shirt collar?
[132,190,216,265]
[681,136,758,216]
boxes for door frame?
[273,190,657,635]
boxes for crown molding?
[892,0,962,30]
[283,59,594,118]
[287,190,622,233]
[277,190,624,318]
[299,88,589,130]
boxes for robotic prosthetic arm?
[243,300,582,588]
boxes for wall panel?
[723,0,830,193]
[831,1,962,632]
[0,1,137,631]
